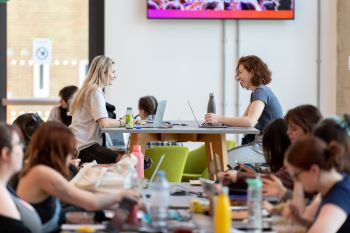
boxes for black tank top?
[31,196,57,224]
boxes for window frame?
[0,0,105,122]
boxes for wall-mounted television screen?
[147,0,294,19]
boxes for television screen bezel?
[147,0,295,20]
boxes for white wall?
[105,0,336,120]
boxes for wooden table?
[102,121,259,179]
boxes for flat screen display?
[147,0,294,19]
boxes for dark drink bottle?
[207,93,216,114]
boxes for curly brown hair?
[21,122,76,179]
[235,55,272,86]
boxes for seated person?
[219,119,293,195]
[135,95,183,149]
[0,123,42,233]
[205,56,283,164]
[48,85,78,126]
[17,122,139,233]
[260,104,323,201]
[284,136,350,233]
[70,56,127,164]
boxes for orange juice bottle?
[214,187,231,233]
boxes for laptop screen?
[153,100,166,127]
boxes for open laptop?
[143,154,166,189]
[134,100,172,128]
[187,101,229,128]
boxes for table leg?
[129,133,161,154]
[201,134,227,180]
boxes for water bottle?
[246,177,263,232]
[214,187,231,233]
[149,170,169,229]
[207,92,216,114]
[132,145,144,178]
[126,107,134,129]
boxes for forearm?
[98,118,125,128]
[219,116,257,127]
[89,192,123,210]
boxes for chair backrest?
[183,140,237,174]
[145,146,189,182]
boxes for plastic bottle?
[125,107,134,129]
[214,187,231,233]
[246,177,263,232]
[207,92,216,114]
[149,170,170,229]
[132,145,144,178]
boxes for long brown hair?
[21,122,76,179]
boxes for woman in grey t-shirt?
[205,55,283,164]
[70,55,126,164]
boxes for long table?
[102,121,259,178]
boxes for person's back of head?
[58,85,78,126]
[286,136,344,173]
[22,122,76,179]
[314,119,350,174]
[138,95,158,119]
[12,113,44,149]
[59,85,78,105]
[285,104,323,134]
[262,118,291,172]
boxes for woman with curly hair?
[205,55,282,142]
[205,55,283,164]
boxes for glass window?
[6,0,88,123]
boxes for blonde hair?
[70,56,114,114]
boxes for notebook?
[187,101,229,128]
[143,154,166,189]
[135,100,172,128]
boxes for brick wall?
[6,0,88,122]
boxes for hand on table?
[218,170,238,185]
[204,113,221,124]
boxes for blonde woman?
[70,55,125,164]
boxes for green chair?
[144,146,189,182]
[181,140,236,182]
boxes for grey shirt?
[10,193,42,233]
[47,106,60,122]
[70,88,109,151]
[251,85,283,132]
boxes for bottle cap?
[209,92,214,97]
[127,107,132,110]
[246,177,263,188]
[132,145,141,153]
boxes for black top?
[31,196,57,224]
[0,215,32,233]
